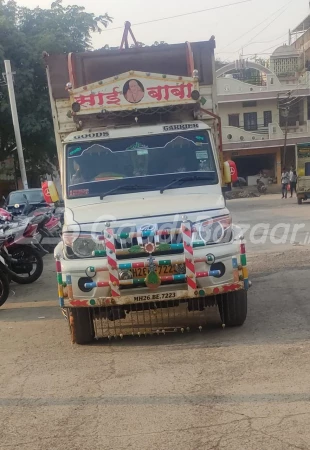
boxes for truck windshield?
[66,130,218,198]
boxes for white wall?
[219,99,281,128]
[217,72,310,96]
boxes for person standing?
[290,170,298,198]
[281,168,289,199]
[289,166,294,183]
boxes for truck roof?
[46,40,216,100]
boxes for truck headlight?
[72,238,97,258]
[193,215,232,245]
[63,233,104,258]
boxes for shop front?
[224,147,282,186]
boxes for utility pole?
[277,91,292,168]
[4,60,28,189]
[282,107,289,167]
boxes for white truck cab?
[47,41,249,343]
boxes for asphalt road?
[1,195,310,450]
[228,194,310,253]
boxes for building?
[216,17,310,186]
[270,45,303,78]
[290,14,310,69]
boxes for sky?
[16,0,310,61]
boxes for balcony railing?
[229,73,267,86]
[223,121,310,146]
[230,124,269,134]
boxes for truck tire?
[69,308,95,344]
[217,290,247,327]
[298,197,302,205]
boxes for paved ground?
[229,194,310,253]
[1,195,310,450]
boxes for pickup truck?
[46,38,249,344]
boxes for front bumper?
[55,237,249,308]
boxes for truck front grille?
[114,231,184,259]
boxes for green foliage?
[0,0,112,184]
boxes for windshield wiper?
[160,175,214,194]
[100,184,155,200]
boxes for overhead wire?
[237,33,289,56]
[217,33,288,55]
[218,0,292,52]
[285,98,303,108]
[257,33,289,54]
[239,0,294,52]
[277,78,307,116]
[103,0,253,31]
[282,88,305,105]
[241,51,285,56]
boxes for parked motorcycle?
[0,245,11,307]
[257,177,267,194]
[31,206,63,253]
[0,215,46,284]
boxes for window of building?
[271,57,300,76]
[244,112,258,131]
[263,111,272,127]
[228,114,240,127]
[242,101,257,108]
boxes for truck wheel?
[69,308,95,344]
[217,290,247,327]
[298,197,302,205]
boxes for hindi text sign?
[70,71,199,115]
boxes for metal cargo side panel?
[73,45,188,87]
[55,99,76,134]
[298,176,310,192]
[47,40,215,98]
[47,54,70,100]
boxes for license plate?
[132,265,176,278]
[134,292,177,301]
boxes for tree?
[0,0,112,186]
